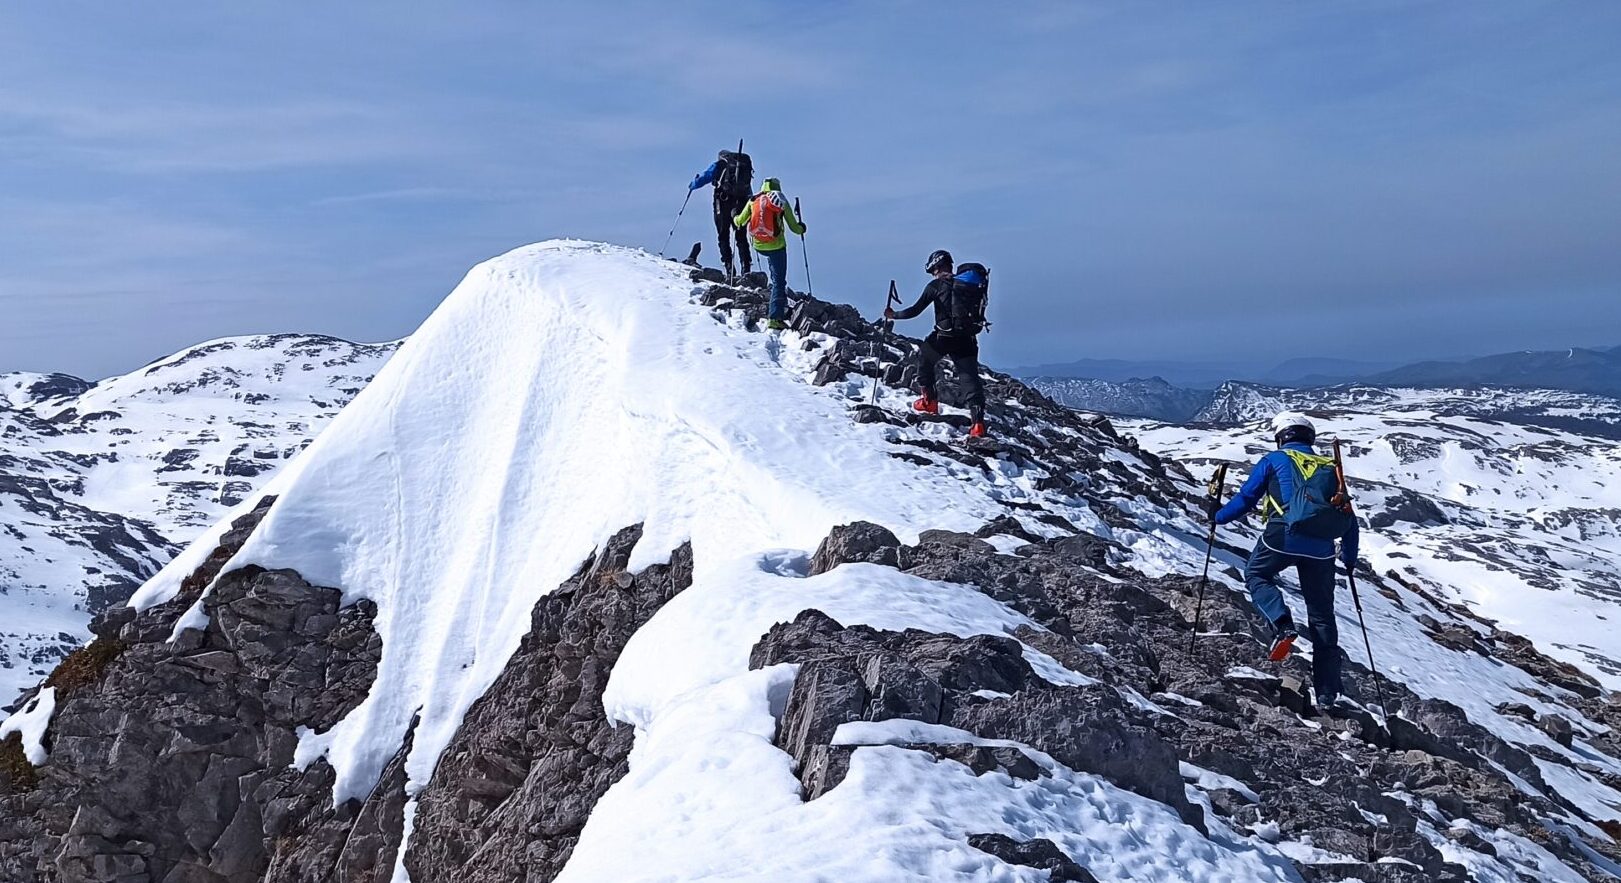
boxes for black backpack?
[714,151,753,201]
[942,262,990,335]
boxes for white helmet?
[1270,411,1315,442]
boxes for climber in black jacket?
[887,249,990,438]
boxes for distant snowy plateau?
[0,335,397,703]
[4,243,1621,882]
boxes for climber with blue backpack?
[690,146,755,281]
[886,250,992,438]
[1209,412,1361,707]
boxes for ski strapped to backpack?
[715,143,753,201]
[1279,447,1356,540]
[942,262,991,335]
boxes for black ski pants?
[1246,539,1345,699]
[918,331,985,422]
[713,196,751,276]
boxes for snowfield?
[11,240,1618,881]
[0,334,395,707]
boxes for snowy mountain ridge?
[3,242,1621,882]
[0,333,397,705]
[1029,375,1621,436]
[1195,380,1621,438]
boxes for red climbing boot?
[911,395,939,415]
[969,422,988,439]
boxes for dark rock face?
[744,523,1621,883]
[968,833,1099,882]
[0,515,694,883]
[752,609,1203,832]
[0,500,392,883]
[403,525,693,882]
[809,520,901,575]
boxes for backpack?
[1279,449,1356,540]
[941,262,990,335]
[747,191,785,243]
[715,151,753,201]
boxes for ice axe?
[869,281,900,405]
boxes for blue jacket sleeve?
[689,162,718,192]
[1215,455,1272,525]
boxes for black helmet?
[925,250,953,273]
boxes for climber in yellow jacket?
[733,178,806,330]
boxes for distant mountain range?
[1365,345,1621,397]
[1020,344,1620,392]
[1013,356,1399,389]
[1024,343,1621,420]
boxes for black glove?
[1204,497,1222,523]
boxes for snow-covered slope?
[7,242,1621,882]
[0,334,396,705]
[133,241,1125,823]
[1124,387,1621,690]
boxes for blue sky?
[2,1,1618,379]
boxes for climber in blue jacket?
[689,149,754,280]
[1211,412,1360,707]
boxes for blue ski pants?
[762,248,789,320]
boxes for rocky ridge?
[2,263,1619,881]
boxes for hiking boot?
[766,318,787,331]
[911,395,939,415]
[1317,692,1352,714]
[1268,617,1299,662]
[968,422,988,438]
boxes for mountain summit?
[3,242,1620,882]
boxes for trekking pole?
[1332,438,1391,718]
[869,281,899,405]
[794,197,814,299]
[1187,463,1229,660]
[658,189,693,257]
[1346,570,1391,718]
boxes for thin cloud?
[0,91,451,173]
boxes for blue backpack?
[942,263,990,335]
[1280,449,1356,540]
